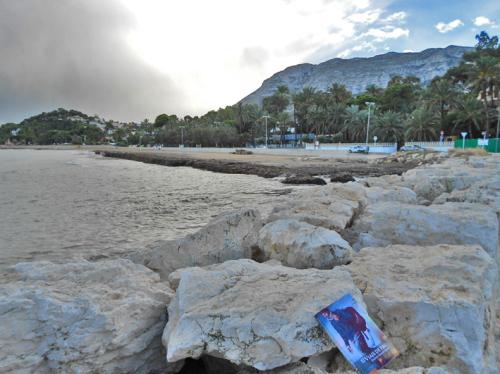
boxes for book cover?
[315,294,399,374]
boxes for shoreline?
[93,147,420,181]
[0,145,424,183]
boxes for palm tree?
[426,79,457,130]
[326,83,352,104]
[325,102,346,135]
[293,87,317,133]
[451,94,484,134]
[365,84,384,97]
[276,112,292,146]
[373,111,404,142]
[404,107,439,141]
[343,105,368,142]
[468,55,500,133]
[263,85,291,116]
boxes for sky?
[0,0,499,123]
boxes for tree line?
[2,32,498,147]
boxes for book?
[315,294,399,374]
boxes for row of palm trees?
[261,85,490,143]
[258,32,499,143]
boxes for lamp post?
[461,132,467,149]
[261,115,270,148]
[365,102,375,146]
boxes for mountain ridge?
[240,45,473,106]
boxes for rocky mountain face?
[240,45,473,106]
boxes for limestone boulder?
[396,156,498,202]
[365,185,417,205]
[347,244,497,374]
[257,219,353,269]
[131,208,262,279]
[352,202,499,260]
[0,259,174,374]
[433,178,500,213]
[268,182,367,231]
[163,259,364,371]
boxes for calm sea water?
[0,149,295,270]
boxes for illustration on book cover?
[316,294,399,374]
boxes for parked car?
[400,144,424,152]
[348,145,369,153]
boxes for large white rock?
[0,259,174,374]
[433,178,500,213]
[347,244,497,374]
[365,185,418,205]
[352,202,499,260]
[131,208,262,279]
[398,156,498,203]
[258,219,353,269]
[268,183,367,231]
[163,259,364,371]
[364,155,499,204]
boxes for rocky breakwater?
[0,152,498,373]
[96,149,419,185]
[157,153,498,373]
[0,259,178,374]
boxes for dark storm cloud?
[0,0,185,123]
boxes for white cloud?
[403,49,415,53]
[120,0,383,114]
[473,16,493,26]
[338,41,376,58]
[361,26,410,42]
[347,9,381,24]
[384,11,406,23]
[435,19,464,33]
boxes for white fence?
[305,142,397,154]
[404,141,454,152]
[165,144,397,154]
[148,141,454,154]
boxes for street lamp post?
[461,132,467,149]
[261,115,270,148]
[365,102,375,146]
